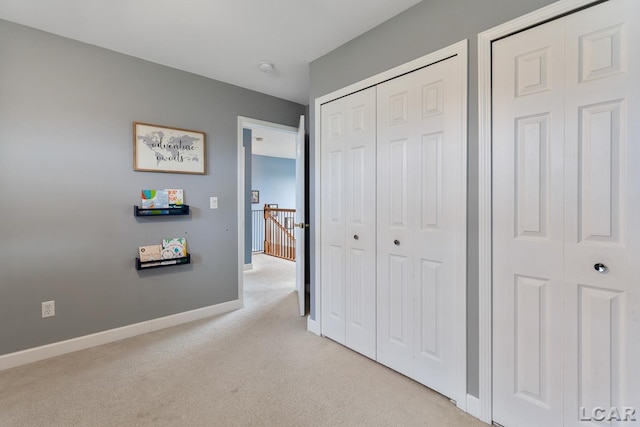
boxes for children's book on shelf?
[161,238,187,259]
[167,189,184,207]
[141,189,169,209]
[139,244,162,262]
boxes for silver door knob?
[594,263,608,273]
[353,235,359,240]
[294,222,309,228]
[394,239,400,246]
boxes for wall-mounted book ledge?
[134,205,190,217]
[135,254,191,270]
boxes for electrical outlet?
[42,300,55,318]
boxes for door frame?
[477,0,606,423]
[236,116,299,308]
[312,39,468,411]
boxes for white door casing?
[491,1,640,426]
[295,115,306,316]
[376,55,464,400]
[320,87,377,359]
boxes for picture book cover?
[141,189,169,209]
[138,244,162,262]
[167,189,184,207]
[162,238,187,259]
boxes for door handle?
[394,239,400,246]
[294,222,309,229]
[594,263,608,273]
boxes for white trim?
[307,316,320,336]
[237,116,298,312]
[477,0,603,423]
[466,394,482,420]
[456,39,469,413]
[0,299,242,372]
[313,39,468,409]
[237,116,247,310]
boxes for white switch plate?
[42,300,55,318]
[209,197,218,209]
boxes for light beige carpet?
[0,254,486,427]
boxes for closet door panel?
[344,87,377,359]
[411,58,461,398]
[321,87,377,357]
[321,99,348,344]
[492,19,566,427]
[377,55,463,399]
[377,74,415,375]
[562,1,640,425]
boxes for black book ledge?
[134,205,190,216]
[136,254,191,270]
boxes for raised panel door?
[320,87,377,358]
[377,55,463,399]
[492,1,640,426]
[562,1,640,425]
[492,17,565,427]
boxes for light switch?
[210,197,218,209]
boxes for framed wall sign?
[133,122,206,174]
[251,190,259,203]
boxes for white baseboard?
[307,316,320,335]
[0,299,242,372]
[466,394,482,420]
[243,263,253,271]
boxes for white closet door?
[492,18,566,427]
[343,87,377,358]
[376,55,462,399]
[321,87,377,358]
[493,1,640,426]
[321,96,348,344]
[562,1,640,425]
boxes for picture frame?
[267,204,278,209]
[133,122,206,174]
[251,190,259,204]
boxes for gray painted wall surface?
[0,20,304,356]
[308,0,557,398]
[244,128,252,265]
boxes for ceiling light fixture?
[258,61,275,73]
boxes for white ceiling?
[0,0,422,105]
[251,127,297,160]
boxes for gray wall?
[244,128,252,265]
[0,19,304,356]
[308,0,557,398]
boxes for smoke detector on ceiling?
[258,61,275,73]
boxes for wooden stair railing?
[263,206,296,261]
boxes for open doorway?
[237,116,307,317]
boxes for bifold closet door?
[492,1,640,426]
[376,55,463,399]
[320,87,377,359]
